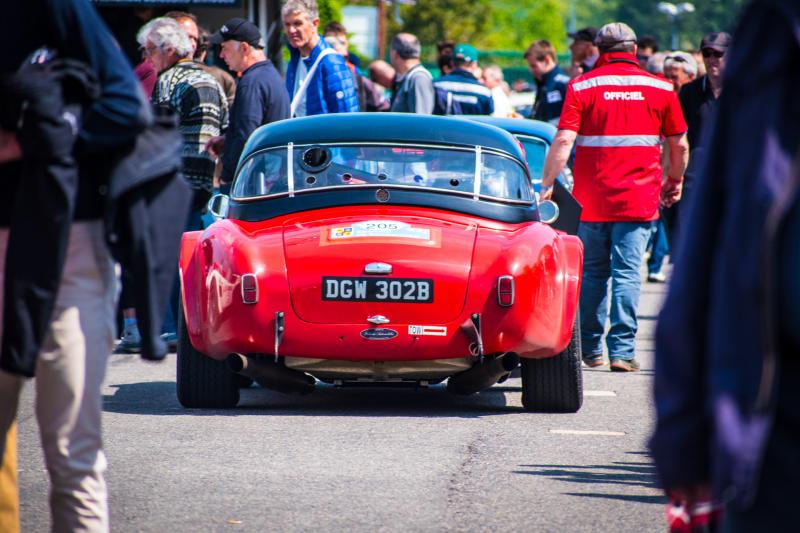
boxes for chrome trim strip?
[473,145,482,201]
[231,183,535,206]
[230,141,531,200]
[287,142,294,198]
[364,262,393,275]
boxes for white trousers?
[0,221,117,533]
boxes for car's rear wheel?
[176,304,239,408]
[520,316,583,413]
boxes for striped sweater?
[152,60,228,192]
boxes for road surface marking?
[584,390,617,397]
[549,429,626,436]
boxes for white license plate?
[322,277,433,303]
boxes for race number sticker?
[329,220,430,241]
[408,325,447,336]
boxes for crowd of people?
[3,0,797,531]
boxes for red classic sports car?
[178,114,583,412]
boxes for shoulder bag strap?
[290,48,336,117]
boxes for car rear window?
[232,144,533,203]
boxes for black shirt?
[678,75,719,182]
[220,60,290,184]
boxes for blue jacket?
[433,69,494,115]
[650,0,800,508]
[532,65,570,125]
[285,36,359,116]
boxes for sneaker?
[161,332,178,351]
[582,354,605,368]
[117,327,141,353]
[647,272,667,283]
[609,358,641,372]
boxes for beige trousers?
[0,221,117,533]
[0,423,18,533]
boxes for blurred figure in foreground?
[651,1,800,530]
[1,0,187,529]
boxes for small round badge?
[375,189,390,203]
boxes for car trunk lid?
[284,213,476,324]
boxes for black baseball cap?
[210,17,265,48]
[568,27,598,43]
[700,32,732,53]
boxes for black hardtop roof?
[241,113,526,160]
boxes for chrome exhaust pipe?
[446,353,520,395]
[226,354,315,395]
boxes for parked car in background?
[177,114,584,412]
[467,117,574,193]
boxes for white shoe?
[647,272,667,283]
[118,326,141,353]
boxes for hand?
[0,130,22,163]
[205,135,225,158]
[660,176,683,208]
[539,184,554,201]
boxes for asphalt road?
[16,279,667,532]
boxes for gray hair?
[665,51,698,77]
[599,40,635,53]
[646,52,669,75]
[281,0,319,21]
[391,33,421,59]
[137,17,193,59]
[483,65,504,82]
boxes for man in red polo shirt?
[540,22,689,372]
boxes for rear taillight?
[497,275,515,307]
[241,273,258,304]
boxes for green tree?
[484,0,566,51]
[317,0,346,30]
[395,0,493,48]
[612,0,747,51]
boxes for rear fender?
[179,231,204,345]
[559,233,583,344]
[515,228,582,358]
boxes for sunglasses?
[702,49,724,59]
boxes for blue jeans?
[647,215,670,275]
[578,221,652,361]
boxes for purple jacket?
[650,0,800,508]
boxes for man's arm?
[661,133,690,207]
[539,129,577,199]
[322,58,360,113]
